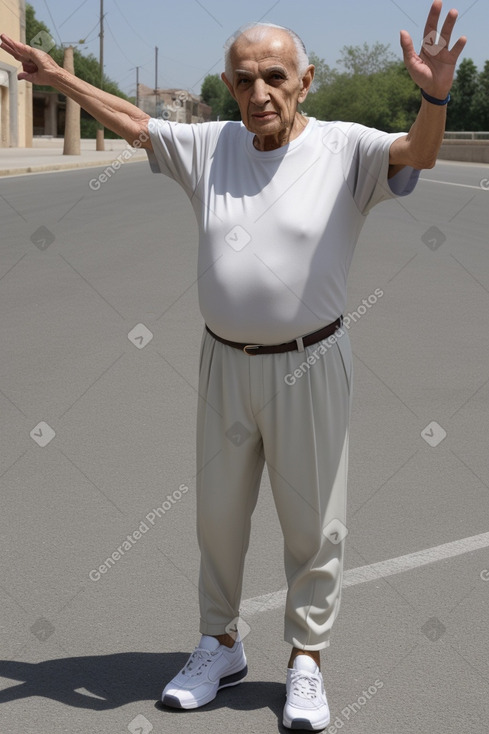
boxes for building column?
[0,83,9,147]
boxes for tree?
[200,74,240,120]
[25,3,130,138]
[309,52,336,91]
[201,74,225,119]
[447,58,479,130]
[301,52,419,132]
[337,42,397,76]
[472,60,489,131]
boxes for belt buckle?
[243,344,260,355]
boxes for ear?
[298,64,315,103]
[221,72,237,100]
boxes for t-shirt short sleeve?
[146,118,211,198]
[344,124,420,215]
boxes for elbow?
[124,117,152,150]
[408,144,440,170]
[398,136,440,171]
[390,137,438,171]
[417,155,437,170]
[404,153,437,171]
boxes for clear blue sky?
[28,0,487,96]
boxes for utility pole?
[154,45,158,116]
[136,66,140,109]
[96,0,105,151]
[63,45,80,155]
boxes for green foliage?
[200,74,223,118]
[302,50,419,132]
[304,44,489,132]
[337,42,397,76]
[200,74,240,120]
[448,58,482,131]
[309,52,337,90]
[473,60,489,131]
[26,3,129,138]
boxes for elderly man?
[1,3,465,730]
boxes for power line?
[105,16,138,67]
[82,17,103,45]
[59,0,91,29]
[118,68,136,83]
[110,0,154,50]
[42,0,62,45]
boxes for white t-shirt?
[147,117,419,343]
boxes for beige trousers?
[196,325,352,650]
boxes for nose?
[250,79,270,106]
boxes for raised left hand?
[0,33,61,86]
[400,0,467,99]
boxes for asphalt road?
[0,157,488,734]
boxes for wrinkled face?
[222,29,313,144]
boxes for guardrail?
[439,134,489,163]
[444,131,489,140]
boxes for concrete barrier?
[438,140,489,164]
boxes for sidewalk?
[0,136,147,177]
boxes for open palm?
[400,0,467,99]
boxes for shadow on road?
[0,652,285,719]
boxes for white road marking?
[419,178,487,190]
[241,531,489,617]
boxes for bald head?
[224,23,309,80]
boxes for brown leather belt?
[205,317,343,355]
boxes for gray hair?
[223,22,310,80]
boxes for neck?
[253,113,308,151]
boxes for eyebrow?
[234,65,288,77]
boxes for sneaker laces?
[180,647,218,678]
[290,670,320,700]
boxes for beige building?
[0,0,32,147]
[137,84,212,123]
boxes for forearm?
[46,66,150,146]
[390,95,447,170]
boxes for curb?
[0,152,147,178]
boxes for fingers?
[0,33,20,51]
[0,33,17,57]
[450,34,468,61]
[400,30,415,54]
[0,33,28,62]
[399,30,418,63]
[422,2,465,55]
[423,0,443,39]
[439,7,459,42]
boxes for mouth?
[252,111,278,120]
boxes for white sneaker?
[283,655,331,731]
[161,634,247,709]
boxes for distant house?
[137,84,212,123]
[0,0,32,147]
